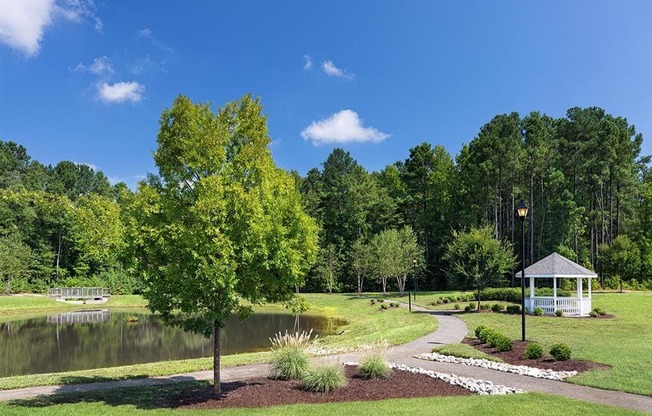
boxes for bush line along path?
[1,302,650,414]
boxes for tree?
[350,237,372,293]
[315,243,341,293]
[132,94,318,395]
[599,235,641,292]
[0,233,32,294]
[370,226,422,295]
[444,226,516,309]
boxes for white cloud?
[129,55,152,74]
[74,55,113,76]
[0,0,55,56]
[0,0,101,57]
[301,110,390,145]
[322,60,355,79]
[97,81,145,103]
[303,55,313,70]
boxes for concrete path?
[2,305,651,414]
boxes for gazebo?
[519,252,597,317]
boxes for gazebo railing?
[48,287,111,300]
[526,297,591,316]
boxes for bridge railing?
[48,287,111,299]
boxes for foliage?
[533,307,544,316]
[269,347,310,380]
[555,309,563,317]
[358,339,391,379]
[444,226,516,309]
[491,303,502,313]
[0,232,32,294]
[524,343,544,359]
[550,343,572,361]
[131,94,319,395]
[370,226,422,295]
[505,305,521,314]
[300,362,347,393]
[599,235,641,292]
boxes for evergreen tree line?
[1,106,650,295]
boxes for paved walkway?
[2,304,651,414]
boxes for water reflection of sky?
[0,311,343,377]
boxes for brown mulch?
[463,338,610,373]
[164,365,471,409]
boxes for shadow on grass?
[4,378,250,410]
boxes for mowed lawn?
[424,291,652,396]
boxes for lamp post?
[412,259,417,300]
[516,199,528,342]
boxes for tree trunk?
[477,287,481,311]
[213,324,222,396]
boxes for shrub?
[436,299,443,304]
[377,298,384,303]
[480,303,491,310]
[524,343,543,359]
[491,303,503,313]
[550,343,572,361]
[270,347,310,380]
[442,298,450,304]
[592,307,606,316]
[453,303,461,310]
[589,310,598,317]
[555,309,563,317]
[370,299,376,305]
[533,307,544,316]
[468,302,475,309]
[380,303,388,310]
[359,340,391,380]
[474,325,489,339]
[477,327,496,344]
[493,335,513,352]
[301,363,347,392]
[464,305,474,312]
[506,305,521,314]
[269,330,313,380]
[447,296,456,303]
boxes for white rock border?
[417,352,577,381]
[344,362,525,395]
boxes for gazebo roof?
[518,252,597,278]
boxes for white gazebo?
[519,252,597,317]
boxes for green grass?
[421,291,652,396]
[0,293,436,390]
[0,383,645,416]
[431,343,503,362]
[0,295,147,317]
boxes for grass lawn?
[417,291,652,396]
[0,382,646,416]
[0,293,436,389]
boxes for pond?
[0,310,344,377]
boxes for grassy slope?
[0,383,645,416]
[419,291,652,396]
[0,294,436,389]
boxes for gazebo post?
[553,276,557,314]
[577,277,583,316]
[529,275,535,314]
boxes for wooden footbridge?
[48,287,111,301]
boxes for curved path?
[1,304,651,414]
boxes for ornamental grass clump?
[359,339,391,380]
[301,362,347,393]
[269,329,314,380]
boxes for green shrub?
[436,299,443,304]
[533,307,544,316]
[478,327,496,344]
[493,335,513,352]
[589,310,598,317]
[453,303,461,310]
[491,303,503,313]
[301,363,347,392]
[506,305,521,314]
[370,299,376,305]
[480,303,491,310]
[475,325,489,339]
[442,298,450,304]
[524,343,543,359]
[550,343,572,361]
[380,303,388,310]
[447,296,456,302]
[555,309,563,317]
[270,348,310,380]
[592,307,607,316]
[377,298,384,303]
[359,339,391,379]
[464,305,474,312]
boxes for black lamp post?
[516,199,528,342]
[412,259,417,300]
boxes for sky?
[1,0,651,189]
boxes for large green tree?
[132,94,318,395]
[444,226,516,309]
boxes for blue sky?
[1,1,651,188]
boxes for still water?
[0,310,344,377]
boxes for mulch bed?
[462,338,610,373]
[164,365,471,409]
